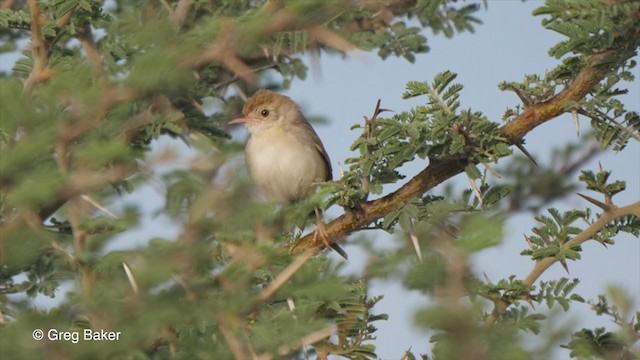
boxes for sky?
[1,0,638,358]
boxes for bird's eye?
[260,109,270,117]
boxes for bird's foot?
[313,208,348,260]
[313,213,330,248]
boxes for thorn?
[523,294,536,310]
[572,110,580,137]
[524,234,536,250]
[509,86,533,107]
[482,162,503,179]
[483,272,494,285]
[533,228,552,246]
[330,243,349,260]
[337,161,345,178]
[407,218,423,263]
[122,262,139,294]
[373,99,382,116]
[560,261,570,274]
[577,193,612,212]
[467,175,483,208]
[515,143,538,166]
[286,297,296,311]
[81,194,119,219]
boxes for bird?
[228,89,347,258]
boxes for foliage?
[1,0,639,359]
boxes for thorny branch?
[484,200,640,325]
[290,50,620,255]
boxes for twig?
[23,0,51,93]
[254,326,336,360]
[77,24,105,78]
[467,174,483,208]
[559,141,600,174]
[485,201,640,325]
[290,50,619,255]
[482,162,502,179]
[307,25,355,54]
[258,249,315,301]
[183,4,300,81]
[56,5,76,28]
[171,0,192,31]
[218,320,251,360]
[158,0,172,13]
[578,108,640,142]
[214,63,279,90]
[504,84,534,107]
[81,194,118,219]
[69,195,94,298]
[50,238,73,257]
[362,99,383,200]
[183,21,256,83]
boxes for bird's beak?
[228,116,257,125]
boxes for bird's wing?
[298,117,333,181]
[285,112,333,181]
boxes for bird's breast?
[246,127,328,203]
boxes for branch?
[362,99,384,200]
[1,0,15,11]
[23,0,51,93]
[258,249,315,301]
[485,201,640,325]
[56,6,76,28]
[254,326,336,360]
[218,318,251,360]
[77,24,105,78]
[213,62,279,91]
[290,50,618,255]
[34,86,139,220]
[171,0,192,31]
[578,108,640,142]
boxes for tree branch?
[23,0,51,93]
[1,0,15,11]
[485,200,640,325]
[171,0,191,31]
[77,24,105,78]
[290,50,618,255]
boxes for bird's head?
[228,90,301,133]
